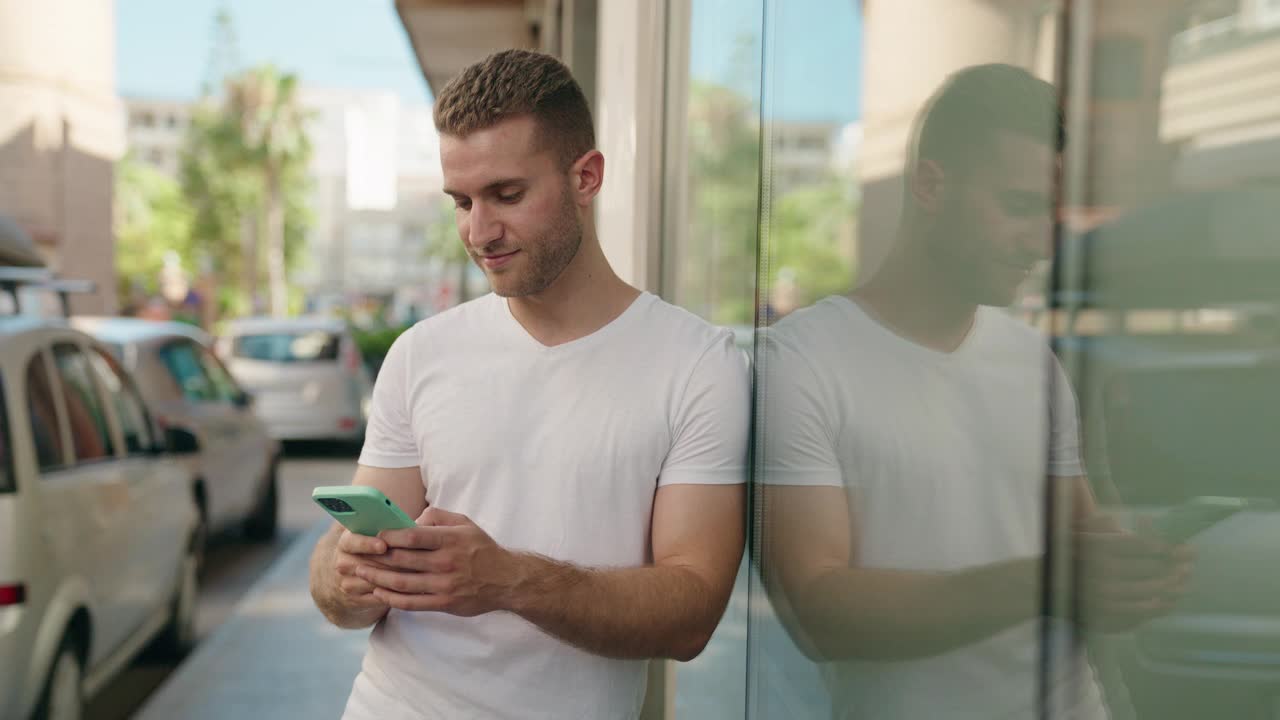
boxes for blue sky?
[117,0,860,122]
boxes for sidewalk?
[136,521,368,720]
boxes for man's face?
[929,132,1058,306]
[440,115,583,298]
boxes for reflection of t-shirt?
[343,292,751,720]
[760,296,1106,720]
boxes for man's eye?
[499,192,523,204]
[455,199,471,211]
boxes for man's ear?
[910,158,945,214]
[570,149,604,206]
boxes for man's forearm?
[310,525,389,630]
[502,554,728,662]
[792,557,1041,662]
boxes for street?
[84,442,359,720]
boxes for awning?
[395,0,542,95]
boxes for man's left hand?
[355,507,525,616]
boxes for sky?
[117,0,860,122]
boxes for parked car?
[0,315,203,720]
[71,317,281,543]
[215,317,372,444]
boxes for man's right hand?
[1073,517,1193,633]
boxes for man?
[758,64,1191,718]
[309,50,750,719]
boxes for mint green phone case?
[312,485,417,536]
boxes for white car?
[0,316,202,720]
[71,317,281,542]
[216,317,372,444]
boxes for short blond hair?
[433,49,595,168]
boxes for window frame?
[88,345,158,457]
[50,341,121,466]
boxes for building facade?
[399,1,1280,718]
[0,0,125,314]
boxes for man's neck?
[851,227,978,354]
[506,238,641,347]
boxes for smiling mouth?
[479,250,519,268]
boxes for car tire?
[154,521,202,659]
[33,634,83,720]
[243,462,278,542]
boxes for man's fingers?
[357,565,437,594]
[380,525,450,550]
[373,588,453,612]
[338,530,387,555]
[380,548,455,573]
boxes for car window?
[0,376,13,493]
[26,353,67,471]
[88,348,154,455]
[197,347,240,404]
[52,343,116,463]
[158,340,218,403]
[232,331,341,362]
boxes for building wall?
[0,0,124,313]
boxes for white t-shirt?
[342,291,750,720]
[759,296,1107,720]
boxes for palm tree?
[225,66,311,316]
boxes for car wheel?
[154,522,202,659]
[33,635,83,720]
[243,462,278,542]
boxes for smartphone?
[312,485,417,536]
[1149,496,1264,544]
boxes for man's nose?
[467,203,502,249]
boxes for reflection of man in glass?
[760,64,1190,719]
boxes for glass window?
[158,340,218,403]
[232,331,341,363]
[26,353,66,471]
[197,346,241,404]
[52,343,115,463]
[0,377,12,493]
[88,348,154,455]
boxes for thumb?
[419,506,471,527]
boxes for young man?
[309,50,750,719]
[758,64,1192,718]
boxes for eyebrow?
[442,178,526,197]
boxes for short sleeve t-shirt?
[342,291,750,720]
[758,296,1106,720]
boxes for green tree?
[768,178,859,311]
[225,66,313,317]
[180,65,313,318]
[114,155,194,305]
[679,80,762,326]
[422,198,477,305]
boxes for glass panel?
[158,341,218,403]
[232,331,341,362]
[747,2,1099,718]
[26,353,67,472]
[197,347,242,404]
[1050,2,1280,718]
[88,348,154,455]
[52,343,116,462]
[662,0,764,716]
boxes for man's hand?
[332,529,395,610]
[1074,515,1194,632]
[355,508,525,617]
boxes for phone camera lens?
[320,498,353,513]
